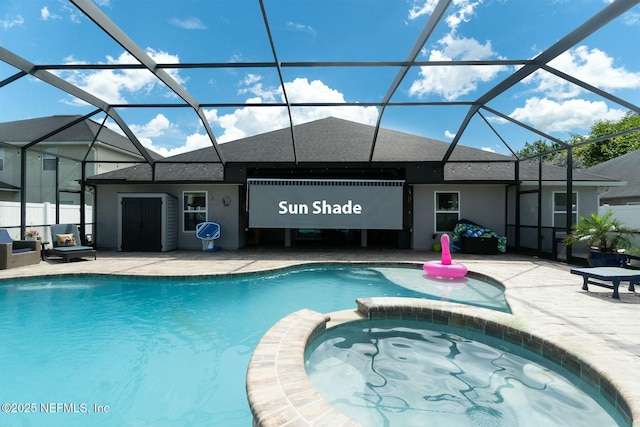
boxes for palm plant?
[563,210,637,253]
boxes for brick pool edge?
[246,299,635,426]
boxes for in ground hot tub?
[305,319,627,426]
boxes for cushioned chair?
[45,224,96,262]
[0,229,41,269]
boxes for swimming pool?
[306,319,626,426]
[0,264,506,426]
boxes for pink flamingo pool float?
[423,234,468,278]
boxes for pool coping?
[246,298,636,426]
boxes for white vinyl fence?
[0,202,93,242]
[599,205,640,249]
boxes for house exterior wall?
[93,181,606,253]
[95,184,242,251]
[412,184,506,250]
[506,185,600,252]
[0,142,146,204]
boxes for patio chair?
[45,224,96,262]
[195,222,221,252]
[0,229,41,269]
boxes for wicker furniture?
[0,229,41,269]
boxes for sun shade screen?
[248,179,404,229]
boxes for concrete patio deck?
[1,249,638,425]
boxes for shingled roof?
[584,149,640,203]
[87,117,621,185]
[0,115,163,160]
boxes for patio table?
[570,266,640,299]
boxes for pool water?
[0,265,507,426]
[305,319,625,427]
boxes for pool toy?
[423,234,468,278]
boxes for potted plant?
[563,210,638,267]
[24,229,40,241]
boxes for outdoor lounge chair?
[0,229,41,269]
[45,224,96,262]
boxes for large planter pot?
[588,250,624,267]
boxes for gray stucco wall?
[412,184,506,250]
[95,184,242,251]
[506,185,601,252]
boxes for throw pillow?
[56,233,77,247]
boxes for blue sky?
[1,0,639,157]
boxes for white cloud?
[120,76,378,155]
[286,21,316,36]
[207,76,379,143]
[480,146,496,153]
[169,17,206,30]
[140,132,212,158]
[41,7,61,21]
[409,34,508,100]
[408,0,482,30]
[1,15,24,30]
[58,49,184,104]
[503,45,640,133]
[525,46,640,99]
[445,0,482,32]
[124,114,211,157]
[130,114,171,138]
[408,0,440,20]
[508,97,626,133]
[444,130,456,139]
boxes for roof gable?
[217,117,511,163]
[0,115,163,160]
[585,149,640,200]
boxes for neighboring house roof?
[87,117,622,185]
[584,148,640,202]
[0,115,163,160]
[0,180,20,191]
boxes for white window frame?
[42,150,57,171]
[434,191,460,233]
[182,191,207,232]
[552,191,578,227]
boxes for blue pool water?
[0,265,507,426]
[306,319,625,427]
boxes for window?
[553,192,577,227]
[0,147,4,171]
[435,192,460,232]
[42,151,57,171]
[183,191,207,232]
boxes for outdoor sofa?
[0,229,41,270]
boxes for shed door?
[121,198,162,251]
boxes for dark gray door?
[121,198,162,251]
